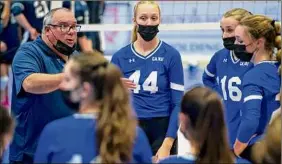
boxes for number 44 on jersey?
[129,70,158,94]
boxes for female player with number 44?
[111,1,184,162]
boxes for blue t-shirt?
[202,49,253,147]
[10,36,74,161]
[111,41,184,138]
[34,114,152,163]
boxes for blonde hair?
[223,8,252,22]
[131,1,161,43]
[70,52,137,163]
[240,15,281,69]
[252,111,281,164]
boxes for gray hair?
[42,7,71,33]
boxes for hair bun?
[271,20,276,27]
[275,36,281,49]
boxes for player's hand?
[233,134,256,157]
[155,137,175,162]
[29,28,39,40]
[121,78,136,89]
[155,145,171,162]
[233,139,248,157]
[151,156,158,163]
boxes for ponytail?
[181,87,233,164]
[195,93,233,164]
[239,16,281,74]
[131,25,138,43]
[70,53,137,163]
[95,64,137,163]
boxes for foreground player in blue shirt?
[233,15,281,162]
[34,52,152,163]
[160,87,233,163]
[202,8,253,148]
[111,1,184,160]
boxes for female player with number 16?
[111,1,184,161]
[202,9,253,149]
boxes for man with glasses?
[10,8,80,164]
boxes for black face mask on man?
[137,24,159,42]
[233,44,254,62]
[49,30,76,56]
[223,37,236,50]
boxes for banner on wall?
[102,2,132,55]
[102,1,281,57]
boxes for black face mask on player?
[137,24,159,42]
[223,37,236,50]
[233,44,254,62]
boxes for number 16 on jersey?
[128,70,159,94]
[220,76,242,101]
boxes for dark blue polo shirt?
[10,36,74,161]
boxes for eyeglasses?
[48,24,81,33]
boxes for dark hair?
[0,105,14,160]
[70,52,137,163]
[181,87,233,163]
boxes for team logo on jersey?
[129,58,135,63]
[152,57,164,62]
[223,58,227,63]
[240,62,249,66]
